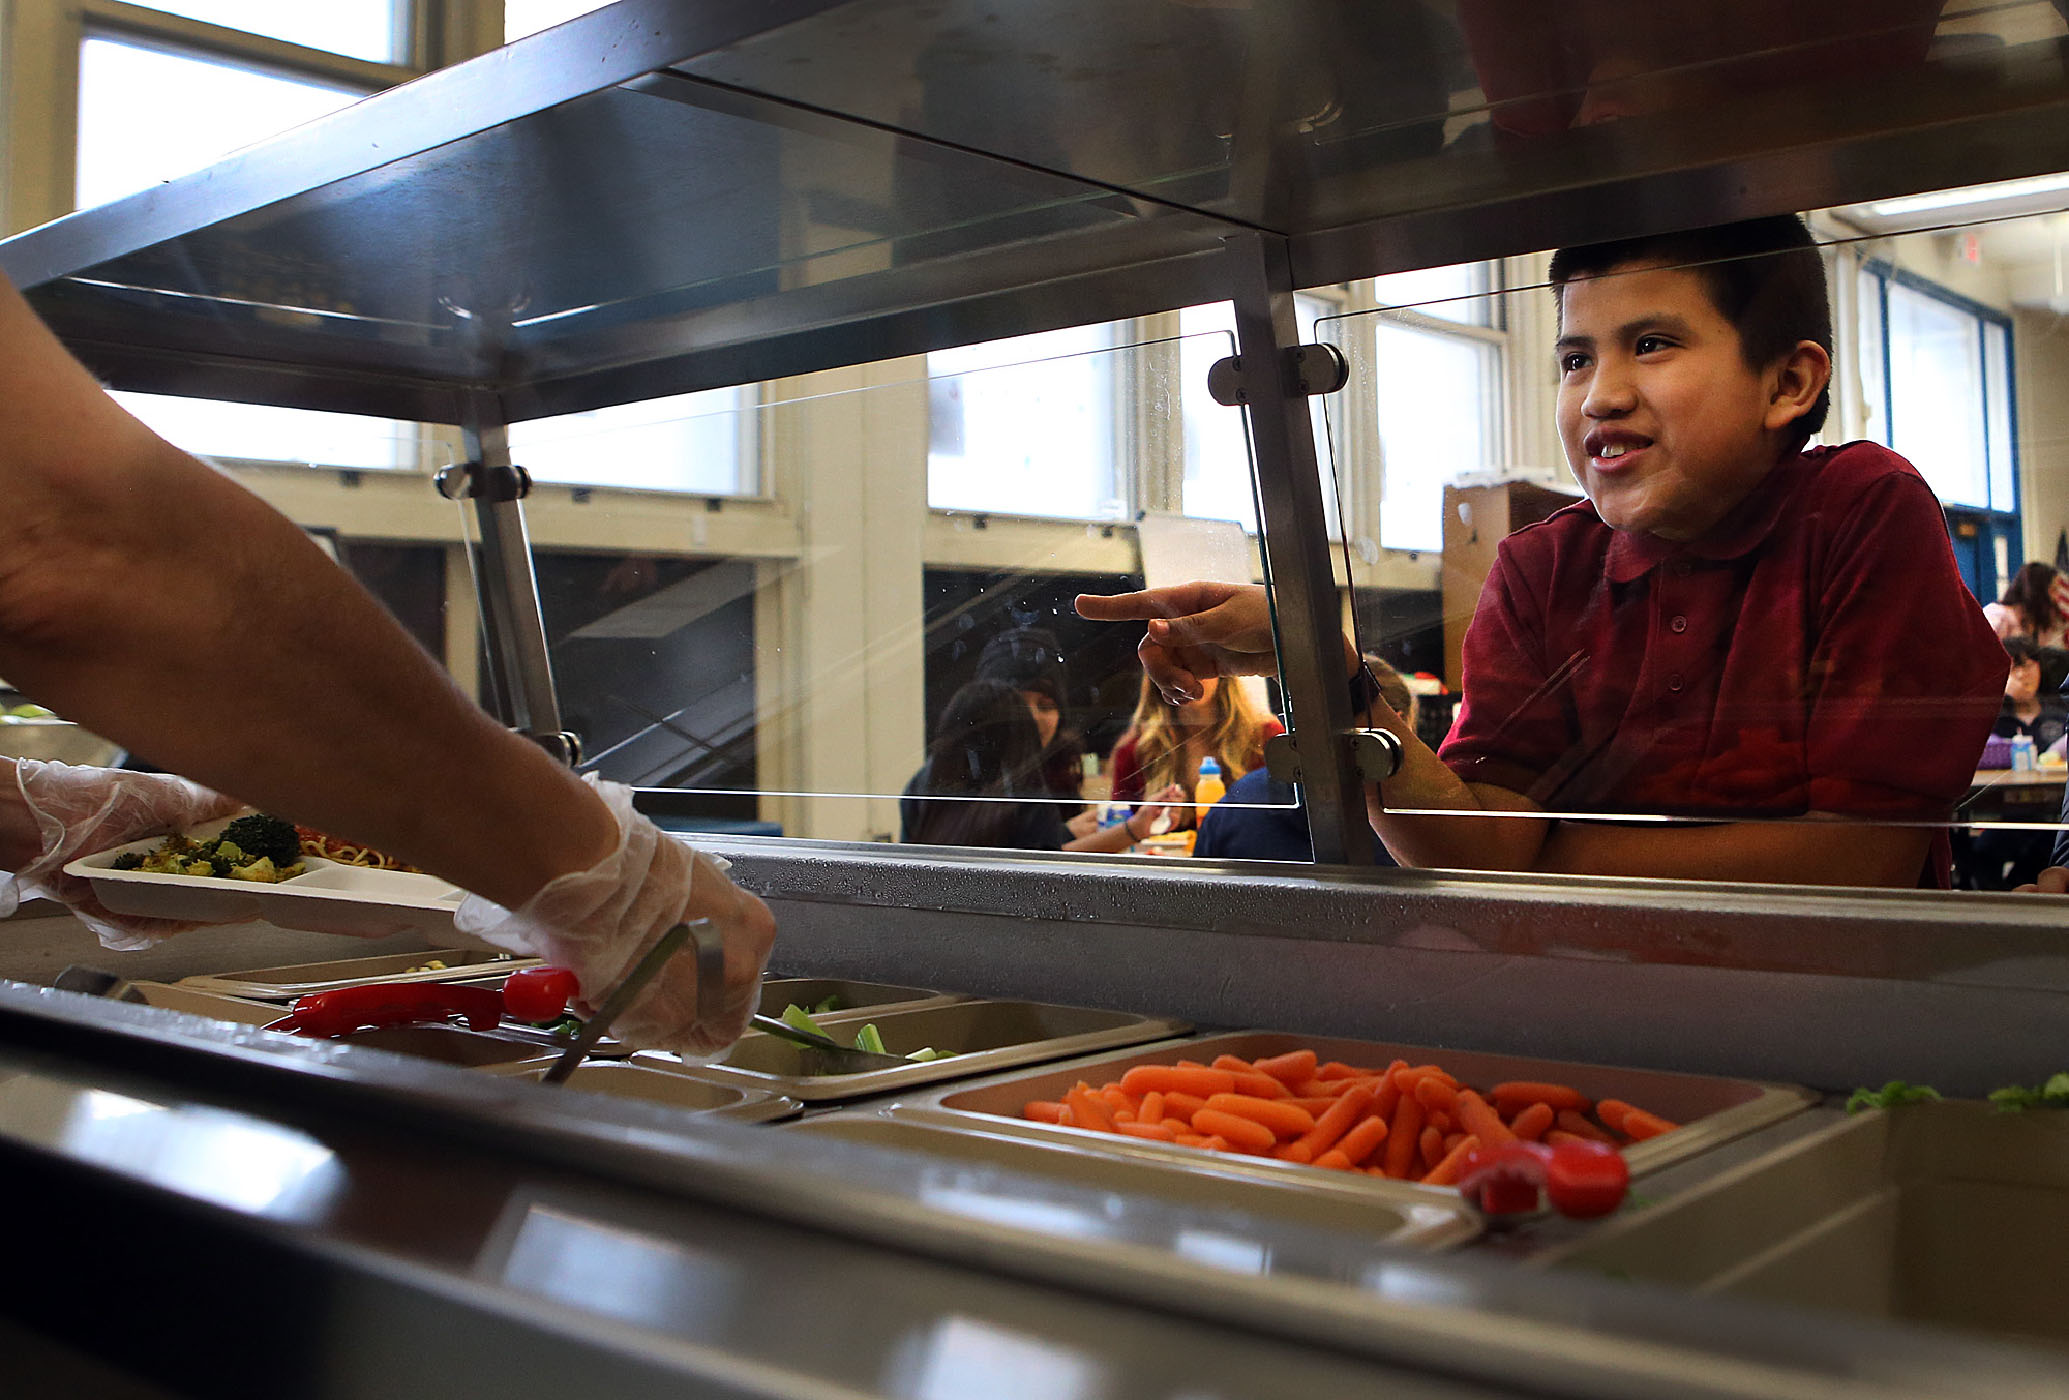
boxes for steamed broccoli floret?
[110,852,143,871]
[219,814,300,866]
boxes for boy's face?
[1555,261,1802,542]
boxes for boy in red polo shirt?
[1081,217,2006,888]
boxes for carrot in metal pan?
[1379,1090,1424,1177]
[1612,1104,1679,1140]
[1138,1090,1165,1125]
[1509,1101,1555,1141]
[1190,1108,1277,1154]
[1555,1109,1615,1143]
[1209,1055,1291,1099]
[1023,1100,1066,1124]
[1419,1124,1447,1171]
[1420,1134,1483,1187]
[1453,1089,1517,1148]
[1163,1091,1210,1123]
[1120,1064,1236,1098]
[1252,1048,1319,1085]
[1490,1081,1593,1116]
[1116,1120,1182,1142]
[1203,1093,1316,1140]
[1290,1082,1377,1160]
[1412,1076,1460,1114]
[1312,1148,1354,1171]
[1339,1110,1390,1170]
[1065,1085,1115,1133]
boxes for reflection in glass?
[76,36,365,210]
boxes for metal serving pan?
[115,981,289,1028]
[895,1031,1814,1194]
[177,949,537,1000]
[786,1112,1479,1250]
[1539,1101,2069,1350]
[485,1060,801,1124]
[641,1000,1189,1102]
[756,977,964,1021]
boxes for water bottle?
[1194,756,1227,809]
[2013,733,2036,772]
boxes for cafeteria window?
[1856,260,2020,598]
[71,16,421,476]
[103,3,405,65]
[507,387,761,496]
[927,324,1129,521]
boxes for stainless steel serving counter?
[7,980,2068,1400]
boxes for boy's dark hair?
[1550,215,1832,445]
[2005,635,2041,670]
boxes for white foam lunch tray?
[65,816,470,940]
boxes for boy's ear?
[1764,340,1832,433]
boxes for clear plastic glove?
[0,758,246,950]
[453,776,774,1057]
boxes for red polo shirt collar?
[1603,456,1801,584]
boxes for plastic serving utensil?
[748,1013,909,1072]
[540,918,715,1085]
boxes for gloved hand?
[0,758,247,950]
[453,776,774,1057]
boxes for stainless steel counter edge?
[4,982,2064,1400]
[692,836,2069,1097]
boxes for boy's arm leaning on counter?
[1078,582,1932,887]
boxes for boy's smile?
[1555,261,1822,543]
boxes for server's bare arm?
[0,272,612,909]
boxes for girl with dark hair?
[901,679,1175,852]
[1987,561,2068,649]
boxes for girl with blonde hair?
[1108,673,1285,813]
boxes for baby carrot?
[1555,1109,1615,1143]
[1164,1091,1209,1123]
[1413,1077,1460,1114]
[1490,1081,1593,1116]
[1291,1083,1377,1159]
[1191,1108,1277,1154]
[1545,1129,1591,1147]
[1617,1106,1679,1141]
[1174,1132,1230,1152]
[1210,1056,1291,1099]
[1286,1096,1342,1115]
[1442,1131,1467,1153]
[1453,1089,1517,1148]
[1065,1085,1115,1133]
[1421,1133,1482,1187]
[1510,1102,1555,1142]
[1273,1140,1315,1164]
[1116,1119,1182,1141]
[1120,1065,1236,1098]
[1139,1090,1166,1125]
[1341,1109,1391,1170]
[1314,1061,1366,1080]
[1203,1093,1316,1140]
[1100,1086,1140,1117]
[1313,1148,1354,1171]
[1595,1099,1634,1135]
[1379,1090,1425,1177]
[1253,1048,1319,1085]
[1419,1124,1446,1171]
[1023,1100,1066,1124]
